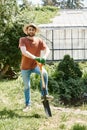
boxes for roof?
[39,9,87,29]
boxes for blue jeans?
[21,66,48,106]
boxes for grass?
[0,77,87,130]
[71,124,87,130]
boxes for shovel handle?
[37,62,43,71]
[37,62,45,89]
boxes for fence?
[39,26,87,61]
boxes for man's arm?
[20,46,36,59]
[43,46,50,60]
[20,45,50,64]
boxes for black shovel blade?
[42,99,52,117]
[42,88,52,117]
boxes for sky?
[18,0,87,7]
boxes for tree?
[19,0,32,10]
[66,0,84,9]
[42,0,84,8]
[42,0,58,6]
[0,2,58,79]
[0,0,21,78]
[0,0,40,78]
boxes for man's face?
[27,26,36,37]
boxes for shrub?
[48,76,59,93]
[30,74,40,90]
[82,72,87,93]
[71,123,87,130]
[49,55,86,105]
[57,55,82,80]
[57,78,85,105]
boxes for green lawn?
[0,78,87,130]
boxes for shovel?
[37,62,52,117]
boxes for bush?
[57,78,85,105]
[35,6,58,12]
[48,76,59,93]
[71,123,87,130]
[57,55,82,80]
[82,72,87,93]
[30,74,40,90]
[48,55,86,105]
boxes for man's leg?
[21,70,31,111]
[32,66,48,96]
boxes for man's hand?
[35,57,46,64]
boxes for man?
[19,23,53,112]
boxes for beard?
[27,33,35,37]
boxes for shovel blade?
[42,99,52,117]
